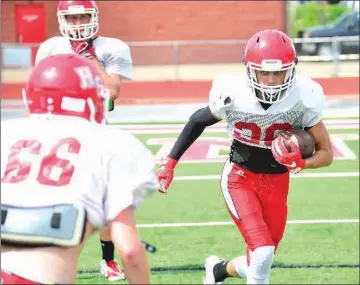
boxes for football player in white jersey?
[34,1,133,279]
[1,54,157,284]
[156,30,333,284]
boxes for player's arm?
[108,206,150,284]
[157,78,229,193]
[157,106,222,193]
[170,106,221,160]
[304,120,333,168]
[94,42,132,110]
[105,135,158,283]
[302,83,333,169]
[272,81,333,174]
[71,39,130,110]
[89,57,122,101]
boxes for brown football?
[277,129,315,159]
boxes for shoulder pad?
[296,76,324,109]
[97,37,130,53]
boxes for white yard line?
[112,126,360,134]
[137,172,359,228]
[137,219,359,228]
[111,119,359,134]
[174,172,359,181]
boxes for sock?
[234,256,248,278]
[101,240,114,261]
[213,260,230,282]
[246,276,269,284]
[246,246,274,285]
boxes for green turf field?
[76,119,359,284]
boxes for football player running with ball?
[156,30,333,284]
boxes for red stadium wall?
[2,77,358,105]
[1,1,286,43]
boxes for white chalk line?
[174,172,359,181]
[137,219,359,228]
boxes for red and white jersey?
[35,36,132,80]
[1,116,158,229]
[209,73,325,149]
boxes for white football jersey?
[1,116,158,229]
[209,74,325,149]
[35,36,132,80]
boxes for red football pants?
[220,159,290,253]
[1,271,42,284]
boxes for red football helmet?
[244,30,298,103]
[57,0,99,41]
[23,54,109,123]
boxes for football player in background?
[35,1,133,280]
[1,54,157,284]
[156,30,333,284]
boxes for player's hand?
[271,136,305,174]
[71,39,96,59]
[156,156,178,194]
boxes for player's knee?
[248,245,275,280]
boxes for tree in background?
[289,1,350,37]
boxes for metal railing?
[1,36,359,76]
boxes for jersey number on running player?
[234,122,291,146]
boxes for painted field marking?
[137,219,359,229]
[111,119,359,134]
[173,172,359,181]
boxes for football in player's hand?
[278,129,315,159]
